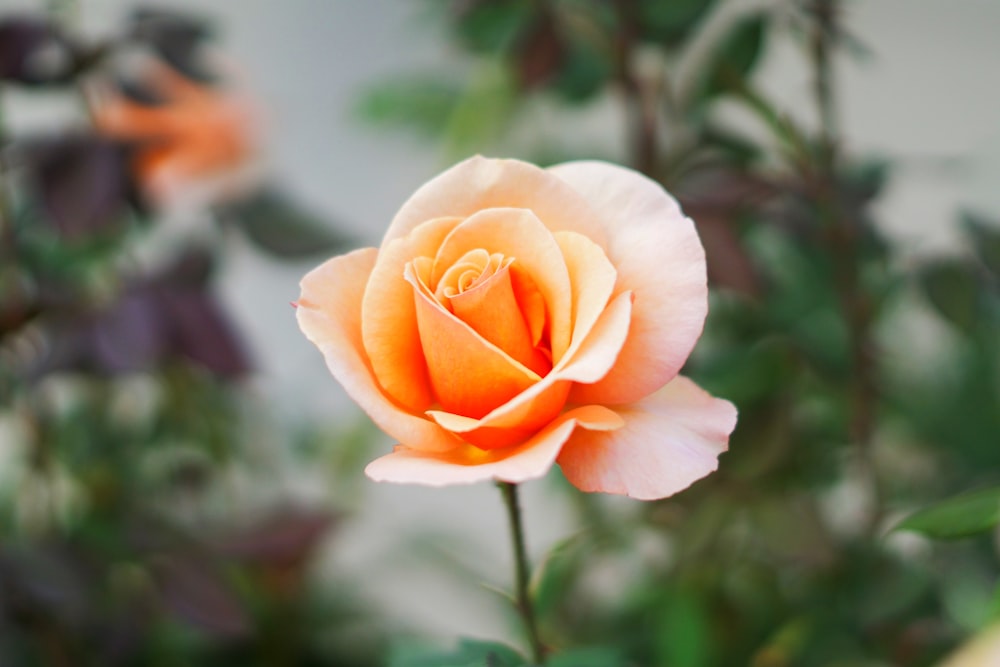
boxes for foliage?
[0,7,378,666]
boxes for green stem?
[497,481,545,664]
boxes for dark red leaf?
[27,136,133,239]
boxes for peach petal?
[384,156,608,248]
[549,161,708,405]
[406,262,541,419]
[432,207,573,361]
[365,405,623,486]
[557,376,737,500]
[361,216,462,411]
[552,230,617,350]
[297,248,461,454]
[423,290,632,443]
[448,264,550,375]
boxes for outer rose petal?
[365,405,623,486]
[549,161,708,405]
[297,248,460,453]
[384,156,608,248]
[557,376,737,500]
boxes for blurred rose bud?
[88,59,260,210]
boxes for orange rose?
[89,61,257,208]
[297,157,736,499]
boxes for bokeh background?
[2,1,999,665]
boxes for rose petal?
[297,248,460,453]
[447,263,550,375]
[361,216,462,411]
[365,405,623,486]
[384,155,608,248]
[406,260,541,420]
[432,207,573,362]
[557,376,737,500]
[425,290,633,446]
[553,230,617,350]
[549,161,708,405]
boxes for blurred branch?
[613,0,657,176]
[807,0,884,535]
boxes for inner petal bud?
[445,258,551,377]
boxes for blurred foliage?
[0,6,378,667]
[357,0,1000,665]
[2,0,998,665]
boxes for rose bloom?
[89,60,258,208]
[297,157,737,499]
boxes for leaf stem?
[497,481,545,664]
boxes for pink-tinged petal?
[361,216,462,411]
[384,156,608,247]
[557,376,737,500]
[365,405,623,486]
[432,207,573,362]
[297,248,461,454]
[550,161,708,405]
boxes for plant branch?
[497,481,545,664]
[808,0,884,535]
[613,0,657,176]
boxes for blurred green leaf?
[638,0,717,48]
[692,14,768,107]
[530,532,589,621]
[356,76,462,137]
[218,189,352,259]
[452,0,535,54]
[388,638,527,667]
[546,646,629,667]
[550,39,612,103]
[918,258,985,334]
[962,211,1000,281]
[895,487,1000,540]
[653,586,711,667]
[443,62,518,157]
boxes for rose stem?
[497,481,546,664]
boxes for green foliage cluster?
[358,1,1000,665]
[0,7,376,666]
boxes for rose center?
[427,248,552,378]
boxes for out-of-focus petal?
[550,161,708,405]
[297,248,460,453]
[557,376,737,499]
[365,405,623,486]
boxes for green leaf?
[918,258,985,334]
[551,39,613,103]
[388,638,527,667]
[452,0,535,54]
[529,532,589,620]
[962,210,1000,281]
[895,487,1000,540]
[653,586,711,667]
[218,189,352,259]
[638,0,718,48]
[546,646,630,667]
[692,14,768,107]
[356,76,462,137]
